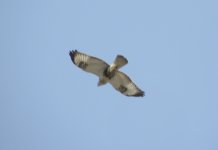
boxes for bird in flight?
[69,50,144,97]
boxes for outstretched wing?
[69,50,109,77]
[109,71,144,97]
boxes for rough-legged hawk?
[69,50,144,97]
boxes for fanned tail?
[113,55,128,69]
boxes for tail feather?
[113,55,128,69]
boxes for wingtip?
[132,90,145,97]
[69,50,78,64]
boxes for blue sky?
[1,0,218,150]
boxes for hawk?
[69,50,144,97]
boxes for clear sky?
[1,0,218,150]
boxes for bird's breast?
[103,67,116,79]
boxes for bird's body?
[69,50,144,97]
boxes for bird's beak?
[97,81,103,86]
[97,82,101,86]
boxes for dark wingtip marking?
[132,90,145,97]
[69,50,78,64]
